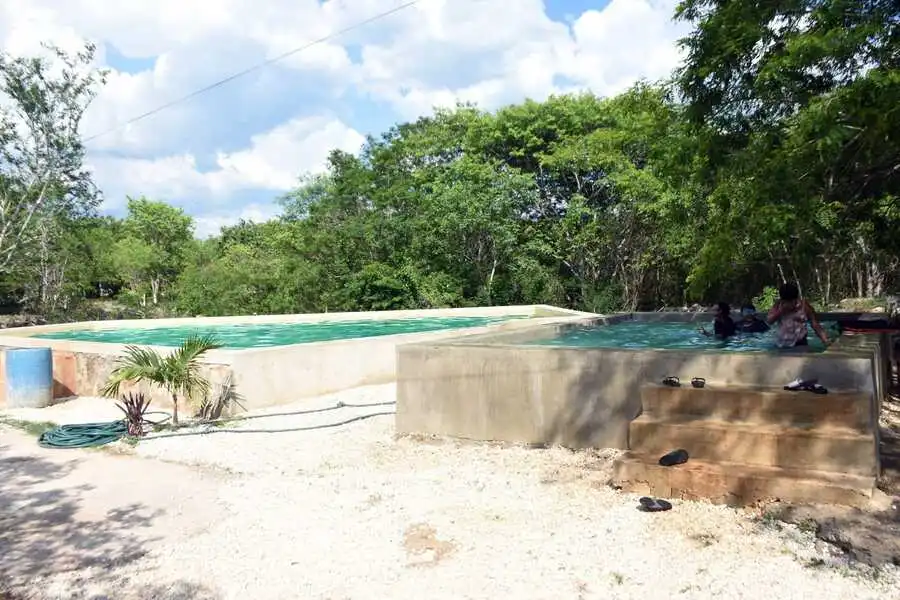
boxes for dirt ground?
[1,384,899,599]
[0,427,226,599]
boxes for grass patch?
[0,416,56,437]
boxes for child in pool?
[699,302,736,338]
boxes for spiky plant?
[195,373,245,423]
[116,392,151,436]
[102,335,222,426]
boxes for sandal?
[658,449,689,467]
[784,378,828,394]
[784,378,817,391]
[662,376,680,387]
[804,382,828,395]
[691,377,706,389]
[638,496,673,512]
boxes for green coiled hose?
[37,420,129,448]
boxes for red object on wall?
[52,351,77,399]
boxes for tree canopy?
[1,1,897,320]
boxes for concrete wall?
[228,312,590,409]
[0,343,234,415]
[396,316,886,450]
[0,306,595,412]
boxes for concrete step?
[612,452,876,508]
[641,384,872,432]
[629,416,878,476]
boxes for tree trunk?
[486,255,498,306]
[151,277,161,305]
[171,392,179,426]
[867,262,883,298]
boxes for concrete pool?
[0,305,592,411]
[396,311,890,449]
[32,315,530,348]
[528,319,842,352]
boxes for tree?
[102,335,221,426]
[118,196,194,305]
[0,42,107,274]
[675,0,900,296]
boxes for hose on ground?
[34,401,394,448]
[38,420,128,448]
[37,412,172,449]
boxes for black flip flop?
[691,377,706,389]
[638,496,673,512]
[658,449,689,467]
[662,376,680,387]
[803,382,829,395]
[784,378,817,391]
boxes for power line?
[83,0,420,143]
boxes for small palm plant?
[102,334,222,426]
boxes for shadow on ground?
[0,440,221,599]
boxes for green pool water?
[33,315,526,349]
[529,320,841,352]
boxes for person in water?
[700,302,736,338]
[738,304,769,333]
[766,282,830,347]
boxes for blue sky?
[2,0,686,237]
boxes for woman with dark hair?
[699,301,736,338]
[766,282,830,348]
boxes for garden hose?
[33,401,395,448]
[38,420,128,448]
[37,412,172,449]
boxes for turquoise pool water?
[33,315,526,349]
[529,320,840,352]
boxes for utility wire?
[83,0,420,143]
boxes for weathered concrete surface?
[395,338,881,450]
[396,345,642,449]
[628,418,878,476]
[613,455,876,508]
[612,377,882,507]
[641,385,873,431]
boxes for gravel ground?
[2,384,899,600]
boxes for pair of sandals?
[662,376,705,389]
[636,448,690,513]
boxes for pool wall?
[0,305,593,413]
[395,312,889,449]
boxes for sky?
[0,0,690,238]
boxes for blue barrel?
[4,347,53,408]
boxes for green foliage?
[3,9,899,317]
[0,42,107,276]
[752,286,780,312]
[102,335,221,425]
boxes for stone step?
[612,452,876,508]
[641,384,872,432]
[629,416,878,476]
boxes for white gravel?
[2,384,899,600]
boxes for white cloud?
[0,0,689,236]
[194,203,281,239]
[353,0,688,119]
[89,116,364,210]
